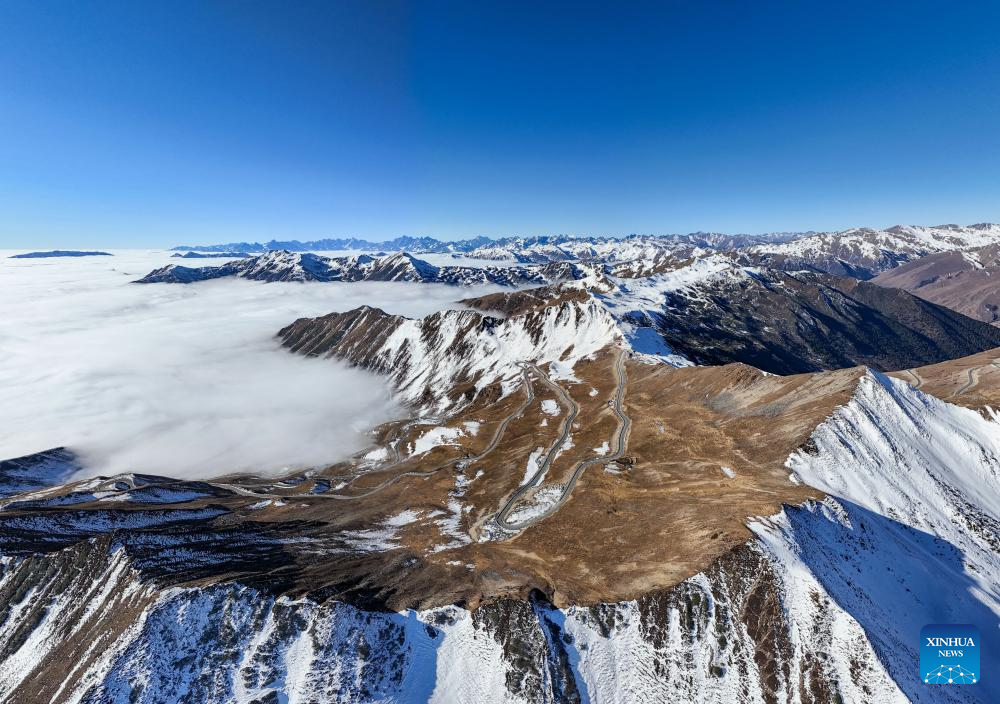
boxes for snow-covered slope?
[0,448,82,499]
[753,371,1000,704]
[0,532,905,704]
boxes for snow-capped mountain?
[278,286,622,411]
[749,223,1000,279]
[273,258,1000,389]
[169,223,1000,277]
[460,235,703,264]
[171,235,473,254]
[135,250,589,286]
[170,251,250,259]
[170,232,804,260]
[600,254,1000,374]
[7,225,1000,703]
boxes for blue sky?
[2,1,999,247]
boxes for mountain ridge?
[135,250,597,287]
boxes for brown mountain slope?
[0,349,859,608]
[872,244,1000,324]
[5,285,999,613]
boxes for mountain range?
[3,223,1000,702]
[171,223,999,271]
[136,250,597,287]
[170,231,803,258]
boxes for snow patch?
[411,425,469,456]
[522,447,545,485]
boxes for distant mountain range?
[171,232,805,259]
[10,250,112,259]
[170,251,250,259]
[172,224,1000,274]
[603,255,1000,374]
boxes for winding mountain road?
[495,349,630,532]
[950,359,1000,398]
[902,368,924,390]
[505,362,581,493]
[953,367,979,397]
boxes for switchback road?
[495,349,630,532]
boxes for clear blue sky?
[2,1,999,247]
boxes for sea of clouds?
[0,250,507,479]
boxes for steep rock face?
[0,537,902,704]
[458,286,591,317]
[278,288,622,411]
[748,223,1000,279]
[601,257,1000,374]
[872,244,1000,324]
[134,250,586,287]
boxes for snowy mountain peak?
[279,287,622,410]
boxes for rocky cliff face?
[0,534,903,704]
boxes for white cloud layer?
[0,250,506,479]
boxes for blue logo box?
[921,624,980,685]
